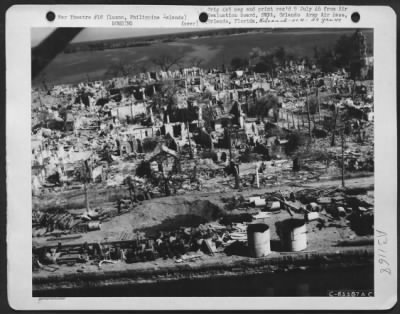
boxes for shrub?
[285,131,307,155]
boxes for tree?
[334,32,368,76]
[136,161,152,178]
[136,61,151,75]
[186,56,204,68]
[254,93,280,122]
[38,72,50,93]
[152,80,182,115]
[230,57,248,70]
[285,131,307,156]
[125,176,137,202]
[254,54,277,75]
[306,94,320,115]
[313,30,370,79]
[313,46,320,62]
[105,60,135,78]
[249,47,266,67]
[274,47,286,65]
[151,53,185,71]
[254,61,271,73]
[315,48,338,73]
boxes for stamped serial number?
[328,290,374,297]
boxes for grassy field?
[34,29,373,86]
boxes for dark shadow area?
[33,264,374,297]
[270,239,282,252]
[138,214,208,237]
[224,241,249,257]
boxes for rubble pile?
[32,31,374,278]
[340,150,374,172]
[33,183,373,273]
[31,57,374,200]
[33,219,251,269]
[32,207,115,236]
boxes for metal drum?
[247,223,271,257]
[277,218,307,252]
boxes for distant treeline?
[64,41,151,53]
[63,28,262,54]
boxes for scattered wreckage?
[32,61,374,277]
[33,185,373,273]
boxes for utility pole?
[126,176,137,202]
[130,100,134,122]
[82,160,91,214]
[159,162,171,196]
[38,94,43,109]
[227,128,232,161]
[84,182,89,213]
[255,163,260,188]
[186,121,193,159]
[233,164,240,189]
[286,111,290,129]
[225,127,240,189]
[306,87,312,139]
[316,86,321,123]
[291,112,295,129]
[331,106,339,147]
[341,129,345,188]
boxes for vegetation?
[33,29,372,86]
[62,28,262,54]
[314,30,372,79]
[151,54,185,72]
[230,57,248,70]
[285,131,307,156]
[105,60,136,78]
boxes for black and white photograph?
[30,26,376,297]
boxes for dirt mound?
[101,197,224,237]
[140,198,222,221]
